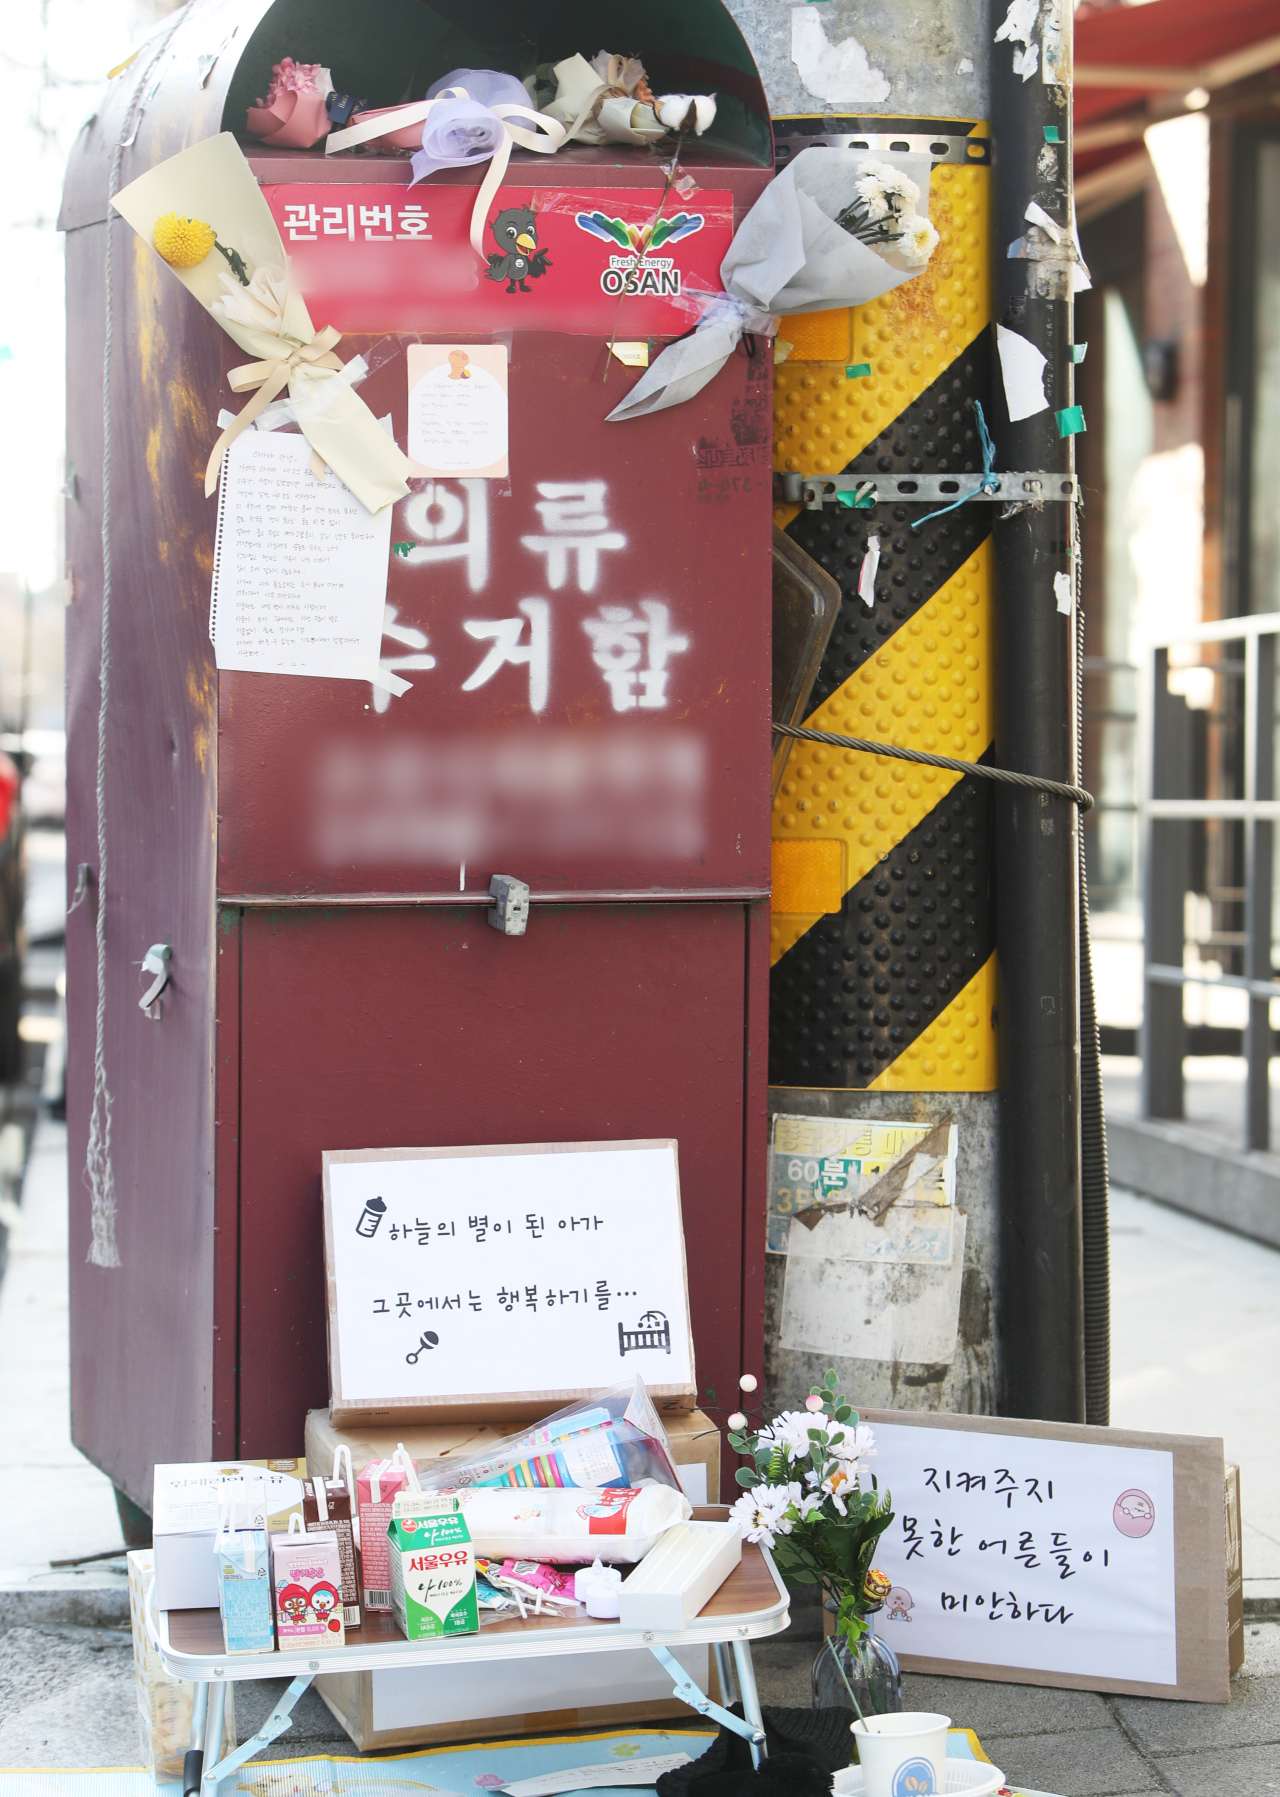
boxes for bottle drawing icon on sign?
[356,1197,386,1238]
[618,1309,670,1356]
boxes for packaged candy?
[357,1442,419,1612]
[270,1514,345,1650]
[387,1496,479,1640]
[303,1447,361,1628]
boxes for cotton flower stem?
[216,241,251,286]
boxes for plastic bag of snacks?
[414,1375,683,1496]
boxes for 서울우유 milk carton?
[387,1501,478,1641]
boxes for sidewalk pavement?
[1,1120,1278,1792]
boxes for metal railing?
[1141,612,1280,1151]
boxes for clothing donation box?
[61,2,774,1522]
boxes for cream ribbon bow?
[325,87,566,258]
[204,325,345,496]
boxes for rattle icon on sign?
[406,1330,440,1364]
[618,1309,671,1357]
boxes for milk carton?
[215,1527,274,1654]
[357,1444,419,1612]
[303,1454,360,1630]
[270,1517,345,1650]
[387,1499,478,1641]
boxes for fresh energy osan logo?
[575,210,705,295]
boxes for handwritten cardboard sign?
[323,1140,695,1424]
[862,1409,1240,1703]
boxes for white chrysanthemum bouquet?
[835,159,940,270]
[728,1368,895,1647]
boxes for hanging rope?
[773,722,1094,810]
[85,15,187,1268]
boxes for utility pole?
[989,4,1088,1423]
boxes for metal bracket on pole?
[780,471,1080,510]
[201,1674,314,1795]
[648,1643,765,1754]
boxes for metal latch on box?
[488,874,531,937]
[138,942,172,1018]
[781,471,1080,510]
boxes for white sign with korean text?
[870,1423,1178,1684]
[323,1141,695,1407]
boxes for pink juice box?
[270,1522,345,1650]
[357,1449,418,1613]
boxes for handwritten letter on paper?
[407,343,509,479]
[210,430,392,680]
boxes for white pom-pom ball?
[739,1373,758,1392]
[656,93,717,135]
[728,1412,747,1431]
[805,1395,825,1412]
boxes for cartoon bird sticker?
[574,210,705,256]
[486,206,551,293]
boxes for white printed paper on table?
[209,429,392,679]
[869,1422,1178,1685]
[323,1140,695,1411]
[406,342,509,478]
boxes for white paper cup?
[850,1711,950,1797]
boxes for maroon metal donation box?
[64,85,774,1499]
[217,153,773,1465]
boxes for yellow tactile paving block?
[769,534,993,966]
[868,949,998,1091]
[773,160,990,475]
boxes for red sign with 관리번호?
[262,184,735,335]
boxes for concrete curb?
[0,1587,130,1630]
[1107,1117,1280,1251]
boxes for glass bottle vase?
[811,1624,903,1718]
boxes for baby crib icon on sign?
[619,1309,671,1356]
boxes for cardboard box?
[315,1645,719,1752]
[153,1458,305,1611]
[128,1550,237,1775]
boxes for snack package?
[387,1497,479,1640]
[270,1515,346,1649]
[303,1446,361,1628]
[398,1482,690,1564]
[414,1377,683,1496]
[357,1442,419,1612]
[215,1483,274,1654]
[128,1550,238,1776]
